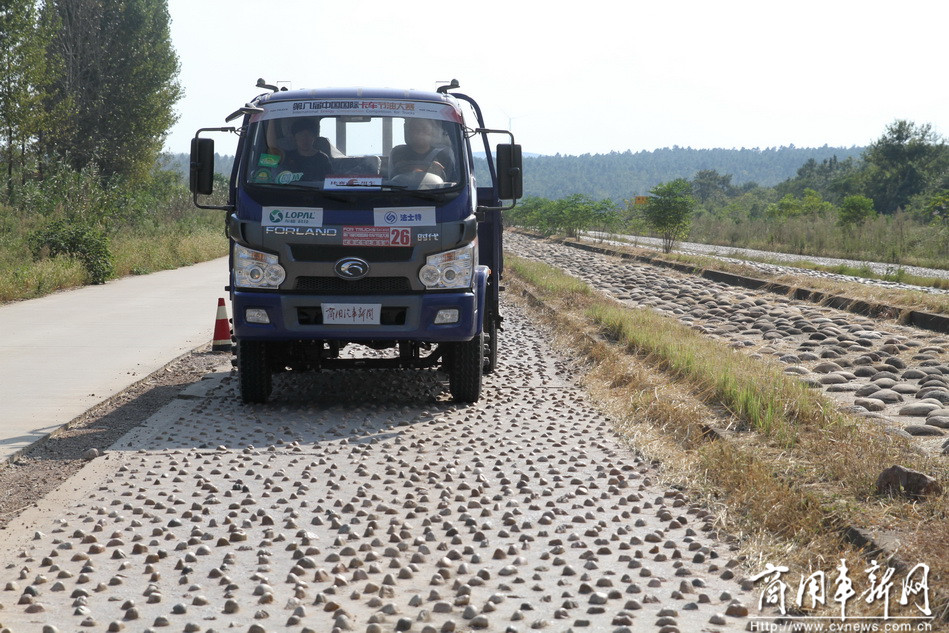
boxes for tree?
[553,193,615,238]
[837,195,875,226]
[691,169,734,206]
[766,189,833,219]
[774,154,862,203]
[42,0,182,182]
[862,120,948,214]
[641,178,695,253]
[0,0,49,200]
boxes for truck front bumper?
[232,269,486,343]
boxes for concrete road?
[0,258,228,462]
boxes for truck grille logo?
[334,257,370,280]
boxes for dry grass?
[111,228,226,277]
[0,257,87,303]
[507,253,949,626]
[0,227,226,304]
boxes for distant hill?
[164,145,865,203]
[517,146,865,202]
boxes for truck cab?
[190,80,522,404]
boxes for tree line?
[0,0,182,283]
[1,0,180,192]
[520,145,865,202]
[509,120,948,268]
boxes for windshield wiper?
[250,182,352,203]
[376,184,448,200]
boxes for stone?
[898,403,941,417]
[854,398,886,412]
[876,465,943,500]
[925,416,949,429]
[724,603,748,617]
[870,389,903,404]
[854,384,882,397]
[919,389,949,403]
[82,448,101,461]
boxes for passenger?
[389,118,454,181]
[283,118,333,181]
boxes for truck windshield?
[243,100,465,193]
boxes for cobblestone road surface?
[508,233,949,457]
[0,300,765,632]
[587,232,949,295]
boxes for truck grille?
[290,245,415,262]
[294,276,412,294]
[297,306,407,326]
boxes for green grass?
[111,224,226,277]
[689,211,949,274]
[0,210,226,304]
[506,255,592,297]
[509,254,841,446]
[585,293,837,445]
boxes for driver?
[389,118,455,181]
[283,118,333,181]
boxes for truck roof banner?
[251,100,463,124]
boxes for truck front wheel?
[447,331,483,403]
[238,340,272,404]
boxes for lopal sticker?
[343,226,413,247]
[263,207,324,227]
[374,207,435,227]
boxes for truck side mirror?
[496,144,523,201]
[190,137,215,195]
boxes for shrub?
[642,179,695,253]
[838,195,875,226]
[28,219,114,284]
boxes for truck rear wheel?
[238,340,272,404]
[448,331,483,403]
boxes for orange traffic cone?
[212,298,232,352]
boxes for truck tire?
[238,340,272,404]
[448,331,483,403]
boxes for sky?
[164,0,948,158]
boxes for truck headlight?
[419,241,475,290]
[234,244,286,289]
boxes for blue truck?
[189,79,522,404]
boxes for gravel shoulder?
[0,345,230,531]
